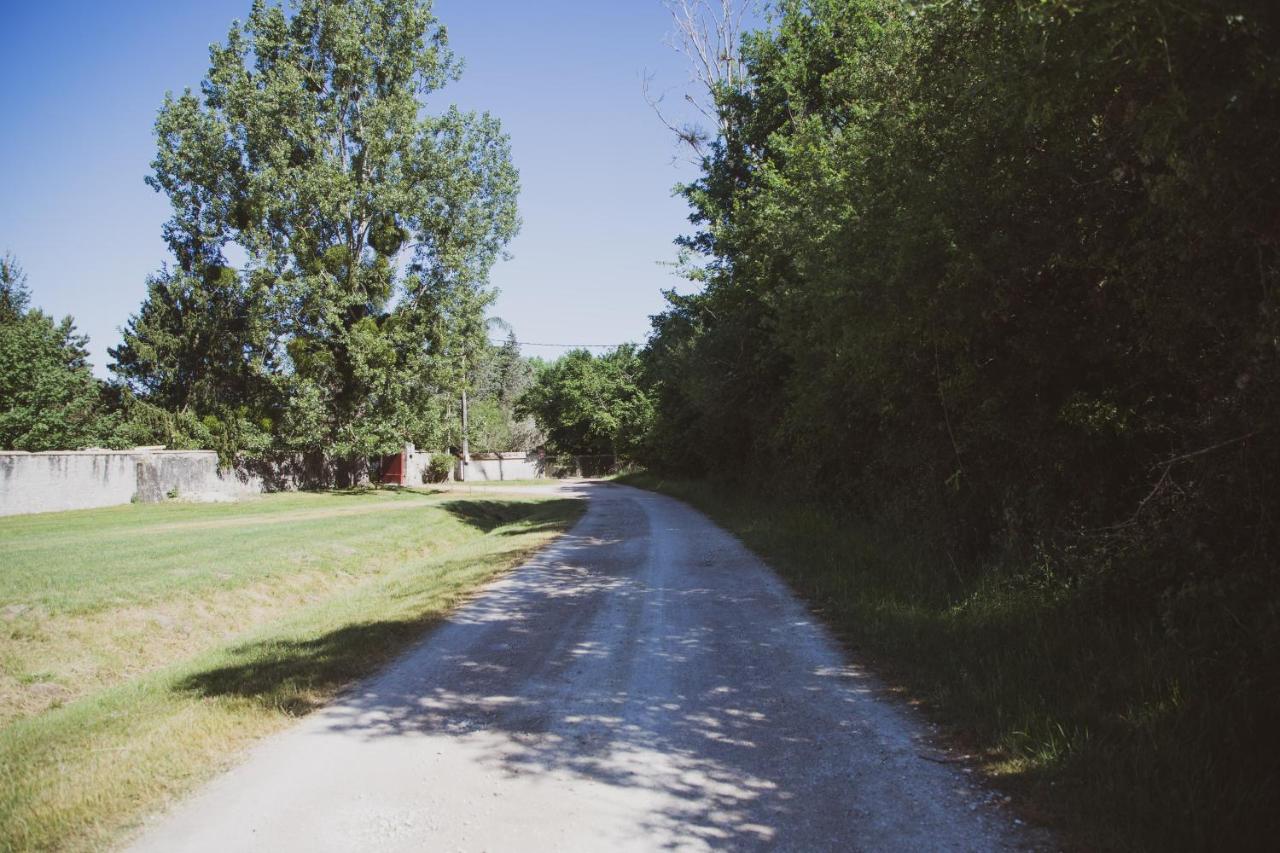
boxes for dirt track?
[129,483,1043,852]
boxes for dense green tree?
[520,346,653,459]
[0,255,107,450]
[464,330,540,452]
[112,0,519,462]
[477,331,533,410]
[643,1,1280,844]
[0,255,29,324]
[110,266,274,418]
[650,0,1280,545]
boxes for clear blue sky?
[0,0,712,376]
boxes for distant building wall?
[460,451,545,482]
[0,449,255,517]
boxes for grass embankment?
[0,489,582,851]
[619,473,1275,851]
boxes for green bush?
[424,454,454,484]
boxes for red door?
[380,452,406,485]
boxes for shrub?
[424,454,454,484]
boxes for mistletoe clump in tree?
[111,0,519,467]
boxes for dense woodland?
[636,0,1279,847]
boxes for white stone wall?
[0,449,253,517]
[460,452,545,482]
[401,444,442,485]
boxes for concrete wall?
[460,451,545,482]
[249,452,449,490]
[0,444,546,517]
[233,452,340,492]
[0,449,254,517]
[400,444,440,486]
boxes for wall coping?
[0,449,218,457]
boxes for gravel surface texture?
[129,483,1047,852]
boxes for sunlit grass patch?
[0,491,583,851]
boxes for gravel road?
[129,483,1043,852]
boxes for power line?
[487,339,634,349]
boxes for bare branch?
[649,0,757,154]
[642,70,710,158]
[1091,431,1262,532]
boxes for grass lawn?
[0,489,583,851]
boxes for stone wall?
[0,449,254,517]
[233,452,337,492]
[0,444,511,517]
[402,445,437,486]
[460,451,546,482]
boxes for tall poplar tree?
[112,0,519,461]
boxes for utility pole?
[460,386,469,482]
[458,347,470,482]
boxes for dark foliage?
[642,1,1280,847]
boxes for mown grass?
[443,478,559,488]
[0,490,583,852]
[619,474,1278,851]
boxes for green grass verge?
[0,491,583,852]
[618,473,1276,851]
[436,478,561,488]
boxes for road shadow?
[438,499,524,532]
[178,618,430,716]
[439,498,584,537]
